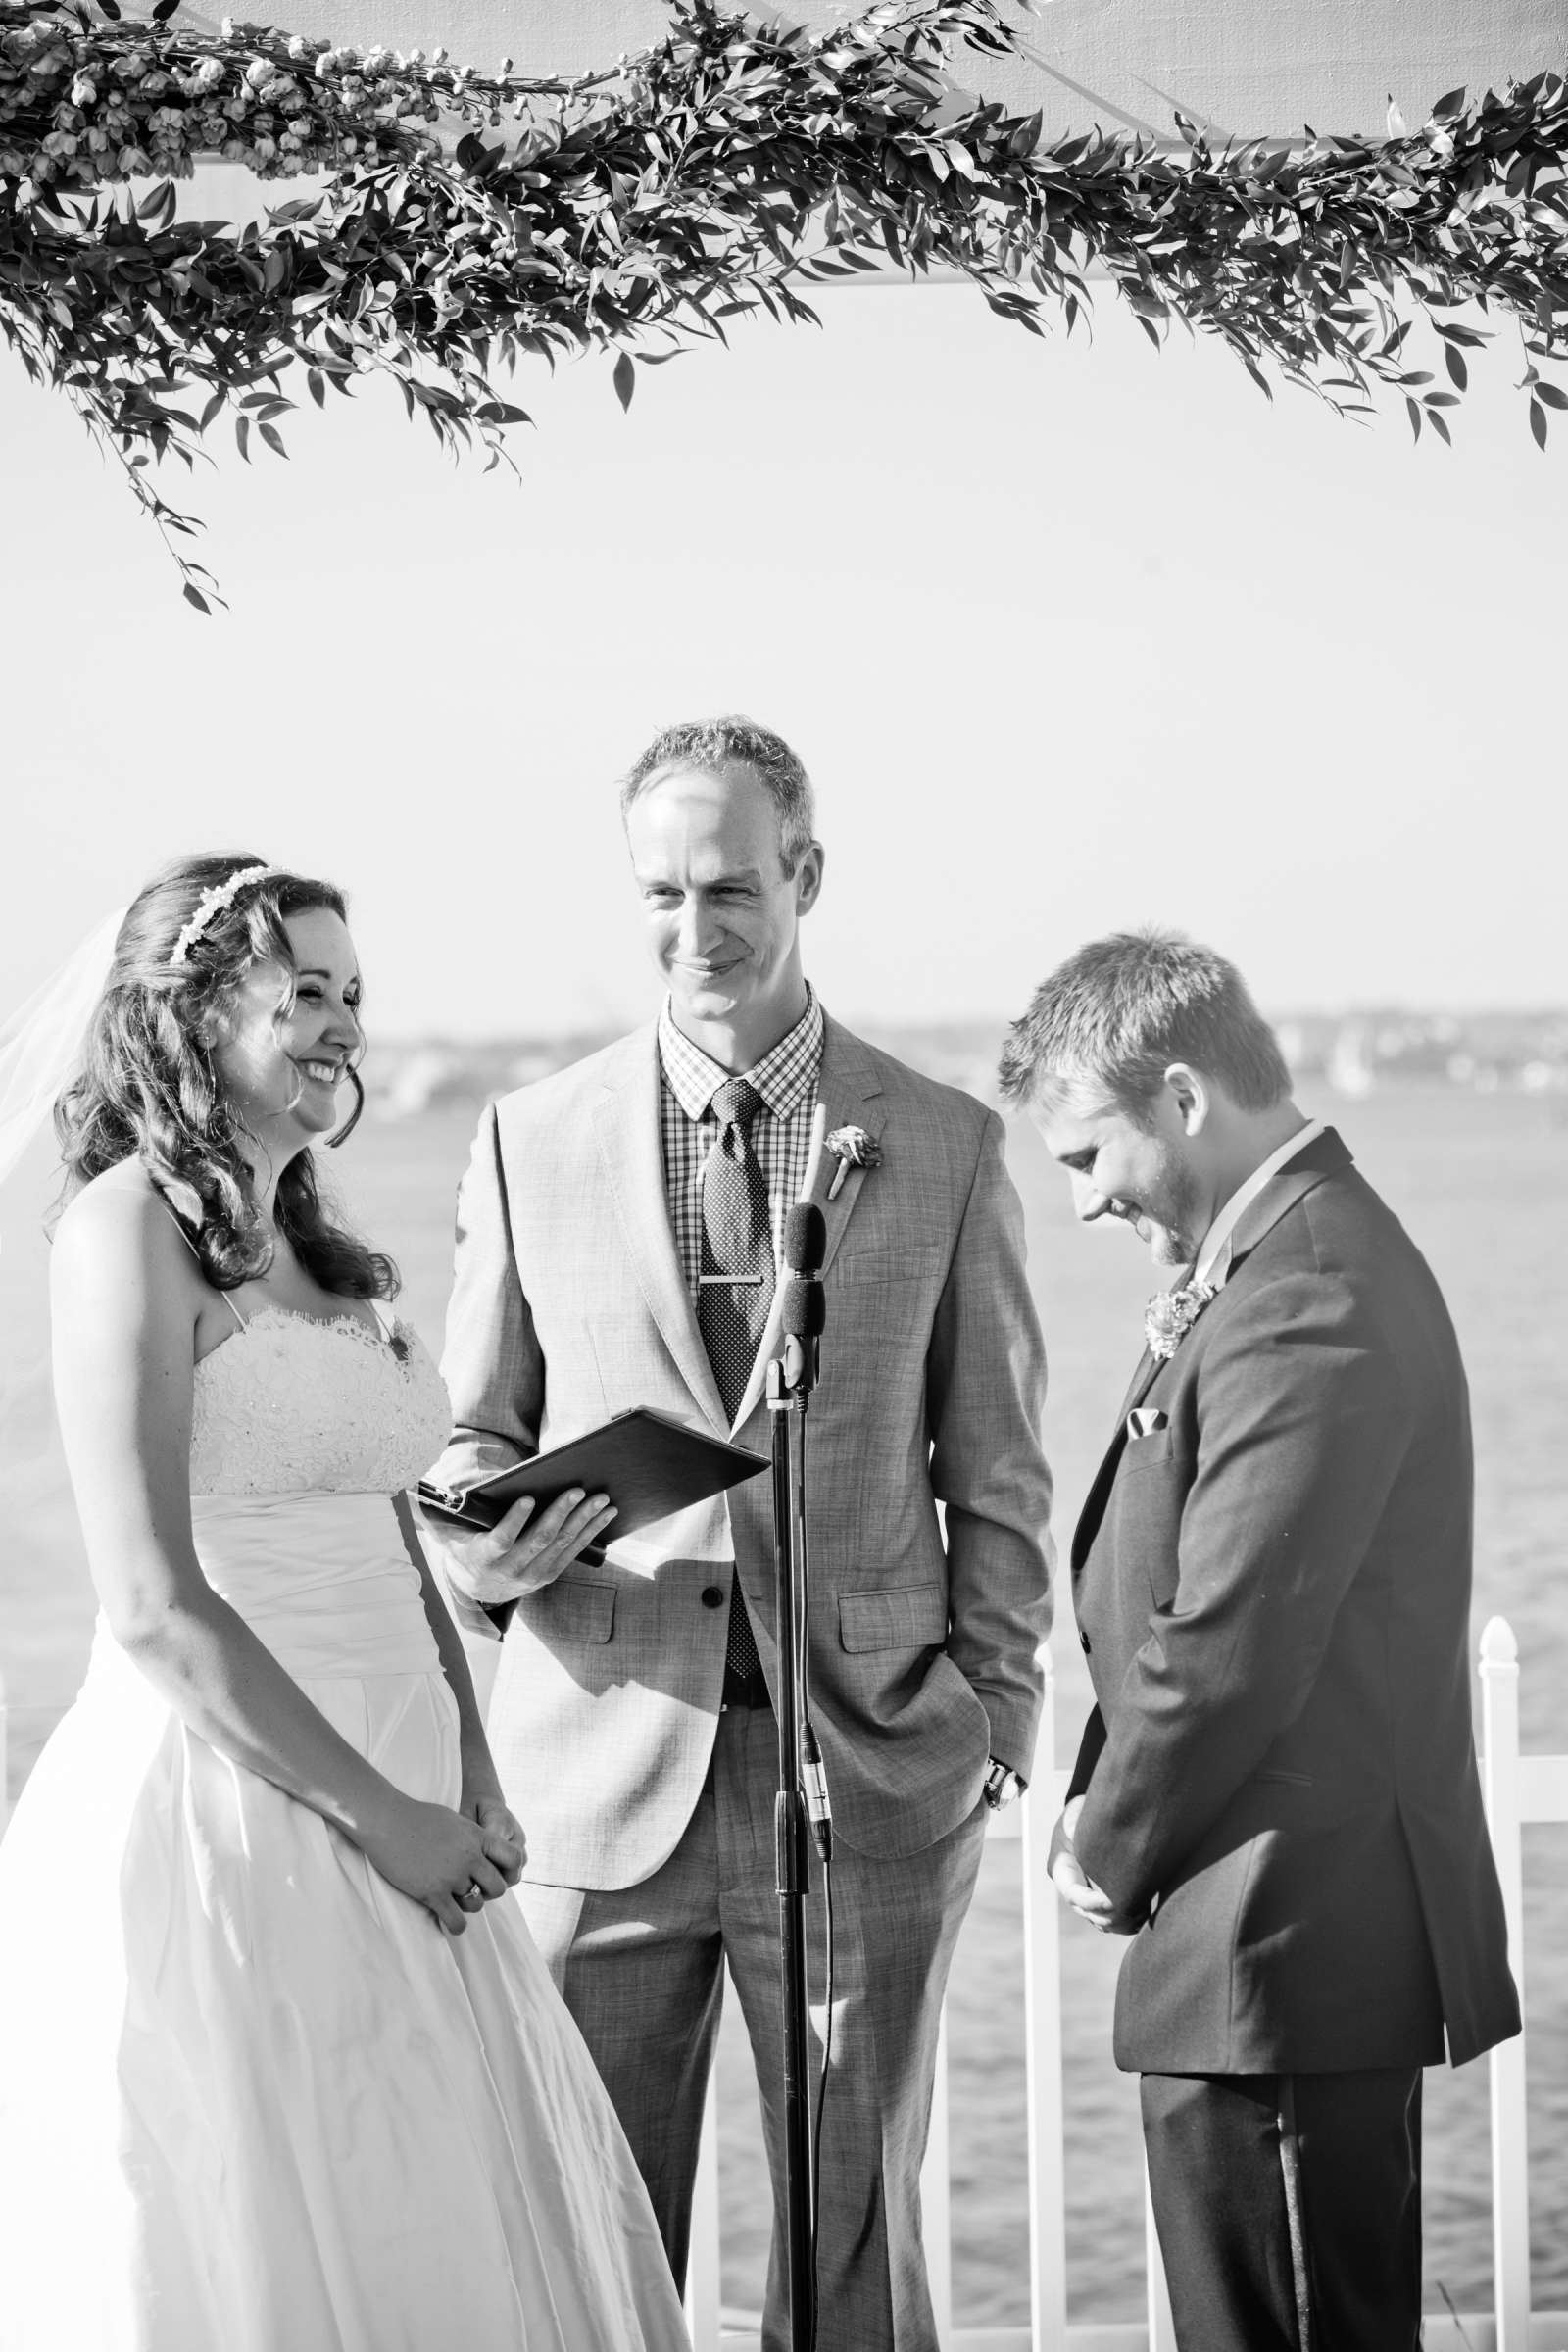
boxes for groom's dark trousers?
[1066,1129,1519,2351]
[1142,2069,1424,2350]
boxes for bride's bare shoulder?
[53,1163,198,1287]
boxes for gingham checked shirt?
[657,988,825,1299]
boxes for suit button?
[1079,1630,1092,1653]
[701,1586,724,1609]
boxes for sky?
[3,249,1563,1041]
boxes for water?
[2,1077,1563,2322]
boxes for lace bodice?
[190,1307,451,1497]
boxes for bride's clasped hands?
[358,1781,525,1935]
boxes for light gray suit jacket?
[432,1011,1054,1890]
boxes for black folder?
[416,1406,768,1561]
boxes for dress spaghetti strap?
[368,1296,406,1357]
[158,1197,247,1331]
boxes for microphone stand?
[767,1201,830,2352]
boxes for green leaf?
[182,581,211,614]
[612,351,636,411]
[1530,399,1548,451]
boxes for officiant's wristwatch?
[983,1757,1024,1811]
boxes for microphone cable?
[804,1715,834,2310]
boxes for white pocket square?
[1126,1407,1168,1441]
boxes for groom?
[1003,929,1520,2352]
[425,716,1054,2350]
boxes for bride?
[0,856,689,2352]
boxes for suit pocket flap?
[838,1583,948,1653]
[537,1577,616,1644]
[1121,1427,1174,1469]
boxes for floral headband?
[168,865,288,971]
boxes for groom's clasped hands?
[1048,1796,1138,1936]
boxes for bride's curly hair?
[55,854,398,1299]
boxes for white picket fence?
[679,1616,1568,2352]
[0,1617,1561,2348]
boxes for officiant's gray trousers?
[515,1699,988,2352]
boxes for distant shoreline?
[359,1010,1568,1122]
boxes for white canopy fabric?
[179,0,1565,142]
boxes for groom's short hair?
[620,716,816,875]
[1000,930,1292,1117]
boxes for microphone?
[783,1200,825,1278]
[780,1203,826,1392]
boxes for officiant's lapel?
[813,1015,888,1279]
[724,1013,887,1436]
[592,1026,729,1437]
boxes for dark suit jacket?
[1070,1127,1519,2075]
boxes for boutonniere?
[825,1124,882,1201]
[1144,1279,1217,1362]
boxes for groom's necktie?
[697,1078,773,1685]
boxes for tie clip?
[698,1272,767,1286]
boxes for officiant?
[420,715,1054,2352]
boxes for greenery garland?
[3,0,1565,608]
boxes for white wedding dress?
[0,1300,690,2352]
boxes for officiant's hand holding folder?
[417,1405,769,1569]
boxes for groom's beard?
[1122,1151,1204,1269]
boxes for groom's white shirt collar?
[1192,1118,1326,1292]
